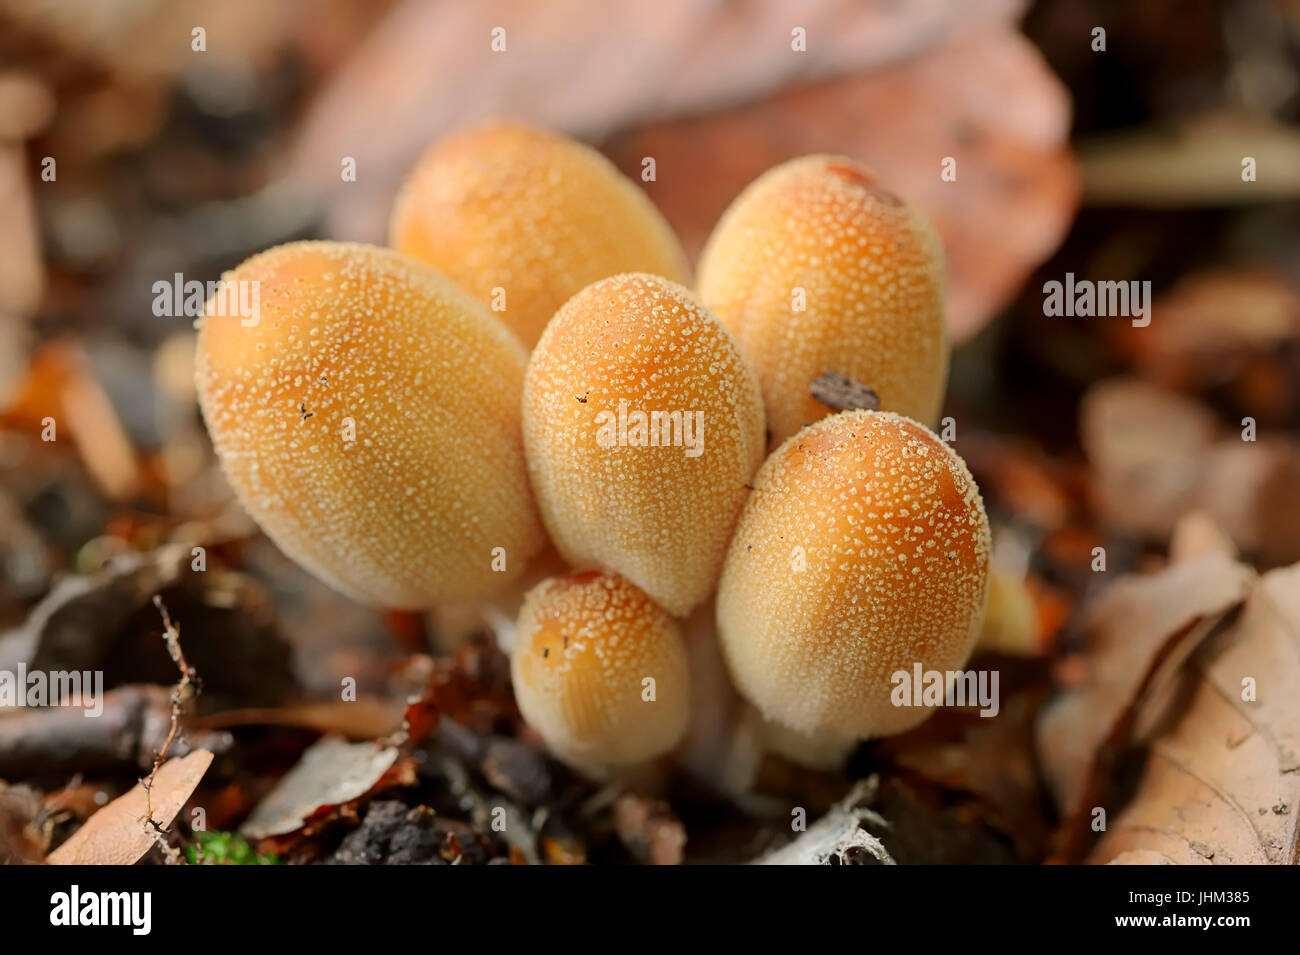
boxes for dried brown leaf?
[1036,556,1254,846]
[196,697,406,741]
[46,749,213,865]
[1169,511,1239,566]
[241,736,409,841]
[0,782,49,864]
[1091,565,1300,864]
[959,434,1076,532]
[887,690,1049,859]
[1197,438,1300,566]
[1082,378,1300,563]
[808,371,880,414]
[0,143,43,316]
[0,70,55,139]
[0,340,139,500]
[1119,270,1300,398]
[285,0,1073,342]
[289,0,1026,237]
[606,29,1077,342]
[1080,378,1218,539]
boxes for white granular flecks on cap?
[390,122,690,350]
[195,240,545,609]
[523,273,767,617]
[698,155,949,445]
[512,572,690,776]
[717,410,991,740]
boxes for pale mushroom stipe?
[195,241,544,609]
[523,272,766,617]
[716,410,991,747]
[698,155,949,445]
[511,571,690,776]
[390,122,691,349]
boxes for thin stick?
[142,595,198,863]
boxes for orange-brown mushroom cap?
[390,122,690,349]
[195,240,545,609]
[511,571,690,774]
[523,273,766,616]
[697,155,948,445]
[716,410,990,739]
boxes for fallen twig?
[141,597,198,863]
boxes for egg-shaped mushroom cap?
[390,122,690,349]
[523,273,766,616]
[717,410,990,739]
[195,240,545,609]
[512,571,690,773]
[697,155,948,445]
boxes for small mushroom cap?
[390,122,690,349]
[716,410,990,739]
[697,155,948,444]
[512,571,690,773]
[523,273,766,616]
[195,240,545,609]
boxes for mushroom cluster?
[197,124,990,780]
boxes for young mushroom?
[390,122,690,349]
[716,410,991,758]
[523,272,766,617]
[511,571,690,776]
[697,155,948,445]
[195,240,545,609]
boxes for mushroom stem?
[431,543,570,652]
[758,716,858,772]
[674,603,763,796]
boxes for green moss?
[186,831,280,865]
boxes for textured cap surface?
[523,273,765,616]
[512,571,690,773]
[196,241,544,609]
[698,155,948,444]
[391,122,690,348]
[717,410,990,738]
